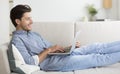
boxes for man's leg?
[72,41,120,55]
[61,52,120,71]
[103,41,120,47]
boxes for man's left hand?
[75,42,80,48]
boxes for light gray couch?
[1,21,120,74]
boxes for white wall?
[0,0,9,45]
[9,0,15,35]
[118,0,120,20]
[13,0,118,22]
[109,0,119,20]
[13,0,102,22]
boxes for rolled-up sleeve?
[12,37,39,65]
[32,55,39,65]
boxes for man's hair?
[10,4,31,27]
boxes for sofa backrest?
[75,21,120,45]
[32,22,74,47]
[32,21,120,46]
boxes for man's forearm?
[38,48,50,63]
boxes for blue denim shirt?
[11,30,70,71]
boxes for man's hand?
[75,42,80,48]
[38,45,64,63]
[48,45,65,53]
[65,41,81,50]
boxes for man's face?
[16,12,33,31]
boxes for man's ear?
[15,19,20,25]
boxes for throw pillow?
[9,44,40,74]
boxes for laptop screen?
[70,30,81,53]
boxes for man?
[9,4,120,72]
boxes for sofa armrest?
[0,45,11,74]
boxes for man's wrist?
[45,48,51,54]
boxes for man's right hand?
[38,45,65,63]
[48,45,65,53]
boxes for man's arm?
[37,45,65,63]
[12,37,37,65]
[38,42,81,63]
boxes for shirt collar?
[13,30,31,35]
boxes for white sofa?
[1,21,120,74]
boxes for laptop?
[48,30,81,55]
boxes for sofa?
[1,21,120,74]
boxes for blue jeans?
[60,41,120,71]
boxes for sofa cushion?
[32,70,73,74]
[8,44,40,74]
[75,63,120,74]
